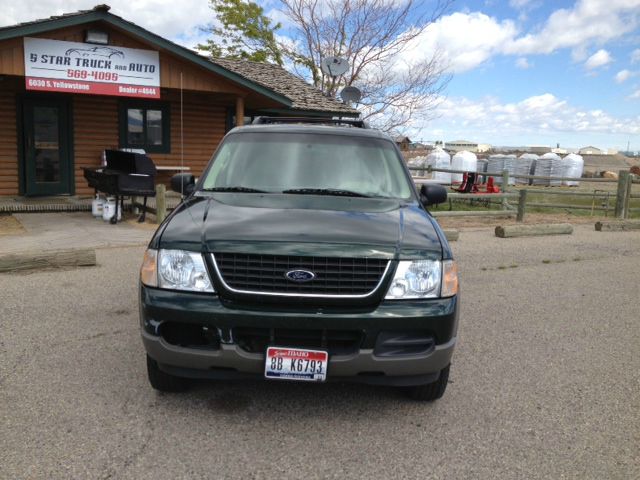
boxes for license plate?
[265,347,328,382]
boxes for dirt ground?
[0,215,25,235]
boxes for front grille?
[213,253,388,296]
[234,327,363,355]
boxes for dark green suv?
[139,118,459,401]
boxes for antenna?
[340,86,362,105]
[321,56,349,77]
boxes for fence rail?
[411,166,638,222]
[408,165,620,183]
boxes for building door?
[23,98,72,196]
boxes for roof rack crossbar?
[252,116,369,129]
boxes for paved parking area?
[1,225,639,479]
[0,212,154,254]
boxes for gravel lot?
[1,225,639,479]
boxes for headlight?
[385,259,458,299]
[141,248,214,293]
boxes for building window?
[119,101,170,153]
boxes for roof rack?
[251,116,369,129]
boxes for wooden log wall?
[73,90,227,196]
[0,85,227,196]
[0,20,272,196]
[0,85,18,195]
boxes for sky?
[1,0,640,150]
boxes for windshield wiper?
[202,186,268,193]
[282,188,371,198]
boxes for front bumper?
[140,286,459,386]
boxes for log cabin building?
[0,4,357,197]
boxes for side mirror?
[419,183,447,207]
[170,173,196,196]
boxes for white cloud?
[584,49,613,69]
[405,12,518,73]
[630,90,640,99]
[615,69,633,83]
[515,57,531,69]
[402,1,640,75]
[571,46,589,62]
[412,93,640,142]
[0,1,213,46]
[509,0,534,7]
[632,49,640,63]
[504,0,640,56]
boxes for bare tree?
[278,0,452,131]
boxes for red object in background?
[485,176,500,193]
[452,173,501,194]
[453,172,479,193]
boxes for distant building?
[445,140,478,152]
[552,147,568,154]
[528,145,552,155]
[606,148,618,155]
[394,136,412,151]
[410,142,433,151]
[579,146,603,155]
[477,144,492,153]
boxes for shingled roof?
[212,58,356,115]
[0,4,358,117]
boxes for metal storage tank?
[562,153,584,186]
[426,147,452,184]
[487,154,517,185]
[533,152,559,185]
[516,153,538,185]
[450,150,477,184]
[545,152,563,186]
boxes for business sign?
[24,37,160,98]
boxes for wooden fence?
[411,166,639,222]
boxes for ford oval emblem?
[285,269,316,283]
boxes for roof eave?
[259,107,359,118]
[0,10,293,108]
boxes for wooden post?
[495,223,573,238]
[235,96,245,127]
[156,184,166,224]
[624,173,632,220]
[595,220,640,231]
[614,170,630,219]
[501,169,509,210]
[516,189,527,222]
[0,248,96,273]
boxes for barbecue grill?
[83,150,157,224]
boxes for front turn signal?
[140,249,158,287]
[441,260,458,297]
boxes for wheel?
[146,355,189,392]
[404,364,450,401]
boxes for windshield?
[200,132,413,199]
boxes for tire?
[405,364,450,401]
[146,355,189,392]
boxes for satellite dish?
[340,86,362,104]
[321,56,349,77]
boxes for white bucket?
[91,195,104,218]
[102,197,121,222]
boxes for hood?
[155,193,444,260]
